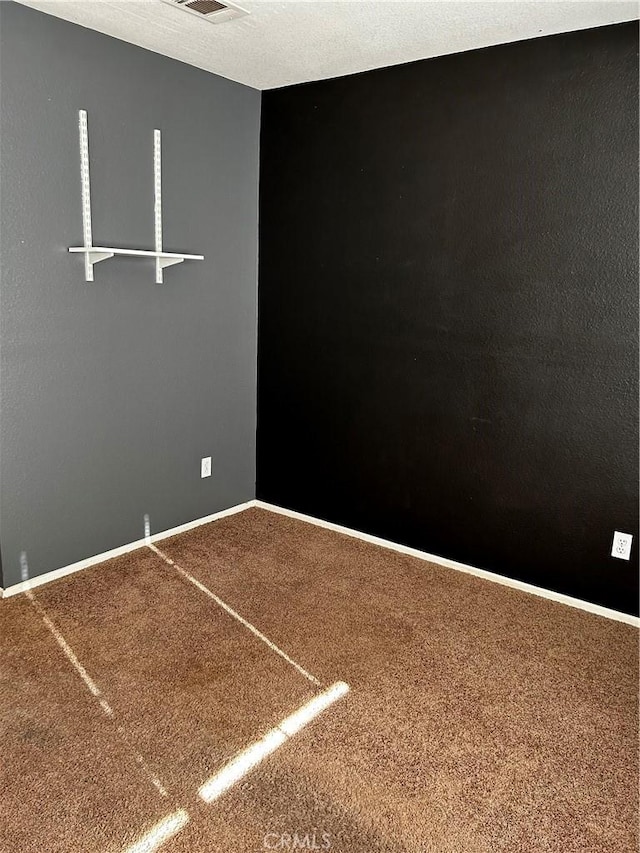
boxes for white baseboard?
[254,500,640,628]
[3,497,637,628]
[1,500,255,599]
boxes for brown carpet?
[0,507,637,853]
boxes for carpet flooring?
[0,507,637,853]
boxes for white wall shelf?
[70,110,204,283]
[68,246,204,278]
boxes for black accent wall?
[257,23,639,615]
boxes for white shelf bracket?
[158,256,184,271]
[87,250,114,265]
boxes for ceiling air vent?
[161,0,249,24]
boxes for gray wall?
[0,2,260,587]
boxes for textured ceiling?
[16,0,640,90]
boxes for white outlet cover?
[201,457,212,478]
[611,531,633,560]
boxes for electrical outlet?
[201,456,212,478]
[611,531,632,560]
